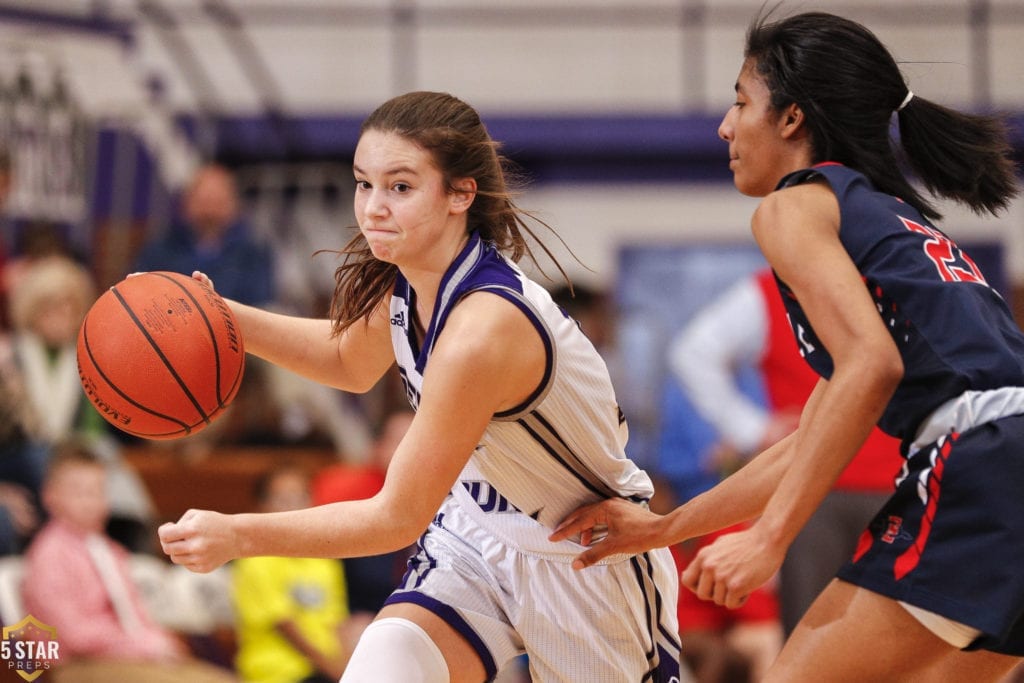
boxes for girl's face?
[718,58,802,197]
[353,130,472,269]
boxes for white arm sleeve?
[668,276,768,453]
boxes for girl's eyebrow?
[353,163,419,177]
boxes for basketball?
[76,271,245,440]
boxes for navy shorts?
[838,413,1024,655]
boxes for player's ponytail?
[896,96,1018,217]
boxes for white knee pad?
[341,617,450,683]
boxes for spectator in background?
[548,282,614,354]
[668,267,904,639]
[133,163,275,307]
[8,256,97,446]
[0,412,41,555]
[0,146,13,327]
[133,162,277,456]
[22,440,237,683]
[0,148,48,556]
[263,361,374,462]
[232,465,350,683]
[658,271,786,683]
[2,220,83,300]
[0,255,156,552]
[310,409,415,652]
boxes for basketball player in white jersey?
[158,91,682,683]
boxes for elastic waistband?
[910,387,1024,456]
[448,484,638,565]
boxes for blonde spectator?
[2,256,156,551]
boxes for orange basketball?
[77,271,245,440]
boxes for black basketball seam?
[111,280,212,425]
[152,272,228,404]
[119,410,224,440]
[80,314,192,435]
[222,358,244,408]
[121,412,221,440]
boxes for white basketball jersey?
[390,233,655,558]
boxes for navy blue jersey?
[774,163,1024,441]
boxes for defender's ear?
[780,102,806,140]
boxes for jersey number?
[786,313,816,358]
[900,216,987,285]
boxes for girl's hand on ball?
[192,271,214,290]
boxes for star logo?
[1,615,60,681]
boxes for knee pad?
[341,617,450,683]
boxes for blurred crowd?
[1,150,1021,683]
[0,152,420,682]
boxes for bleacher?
[122,445,338,521]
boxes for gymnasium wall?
[0,0,1021,292]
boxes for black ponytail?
[747,10,1018,219]
[897,97,1018,216]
